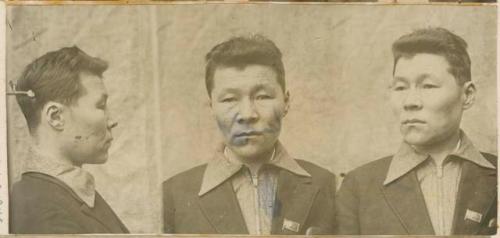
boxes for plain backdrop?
[6,4,496,233]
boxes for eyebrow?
[416,73,431,82]
[393,73,431,82]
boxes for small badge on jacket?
[282,218,300,232]
[464,209,483,223]
[488,218,496,228]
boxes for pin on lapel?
[488,218,496,228]
[282,218,300,233]
[464,209,483,223]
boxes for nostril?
[109,121,118,129]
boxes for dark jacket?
[163,159,336,234]
[10,172,129,234]
[336,153,497,235]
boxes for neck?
[33,135,81,168]
[227,148,275,176]
[413,129,461,166]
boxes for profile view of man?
[336,27,497,235]
[163,35,336,235]
[10,46,129,234]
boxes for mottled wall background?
[6,4,496,233]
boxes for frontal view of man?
[336,27,497,235]
[163,35,336,235]
[10,47,129,234]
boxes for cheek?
[71,111,108,142]
[425,94,463,123]
[214,106,238,135]
[260,103,285,132]
[389,94,403,115]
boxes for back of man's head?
[392,27,471,85]
[16,46,108,134]
[204,34,286,96]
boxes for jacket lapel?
[271,170,319,235]
[381,171,435,235]
[198,180,248,234]
[79,204,114,232]
[452,160,497,234]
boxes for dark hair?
[16,46,108,133]
[392,27,471,85]
[205,34,285,96]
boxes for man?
[163,35,336,235]
[10,46,129,234]
[336,27,497,235]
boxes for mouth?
[103,138,113,148]
[234,131,263,138]
[402,119,426,125]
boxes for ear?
[42,102,65,131]
[283,91,290,117]
[462,81,476,110]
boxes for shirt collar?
[23,148,96,207]
[384,130,495,186]
[198,141,311,196]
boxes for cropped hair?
[15,46,108,133]
[205,34,285,96]
[392,27,471,85]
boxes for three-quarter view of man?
[336,27,497,235]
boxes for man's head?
[390,28,476,147]
[16,46,117,165]
[205,35,289,160]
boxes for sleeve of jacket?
[335,172,360,235]
[163,180,175,233]
[11,201,84,234]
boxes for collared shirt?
[23,148,96,207]
[384,131,495,235]
[198,142,311,235]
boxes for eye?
[422,84,438,89]
[391,85,407,91]
[220,97,237,103]
[255,94,272,100]
[96,104,106,110]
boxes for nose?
[107,118,118,130]
[236,98,258,124]
[403,89,423,111]
[108,121,118,130]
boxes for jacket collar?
[23,148,96,207]
[198,141,310,196]
[384,130,494,186]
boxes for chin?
[231,144,270,159]
[402,132,433,146]
[86,154,109,164]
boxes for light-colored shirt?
[384,131,495,235]
[23,148,96,207]
[198,142,311,235]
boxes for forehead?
[394,53,452,79]
[212,65,280,91]
[78,72,107,99]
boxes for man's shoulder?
[295,159,335,179]
[12,172,70,200]
[162,163,208,192]
[344,155,394,183]
[481,152,498,168]
[11,172,81,213]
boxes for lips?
[234,131,263,138]
[103,138,113,148]
[402,119,426,125]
